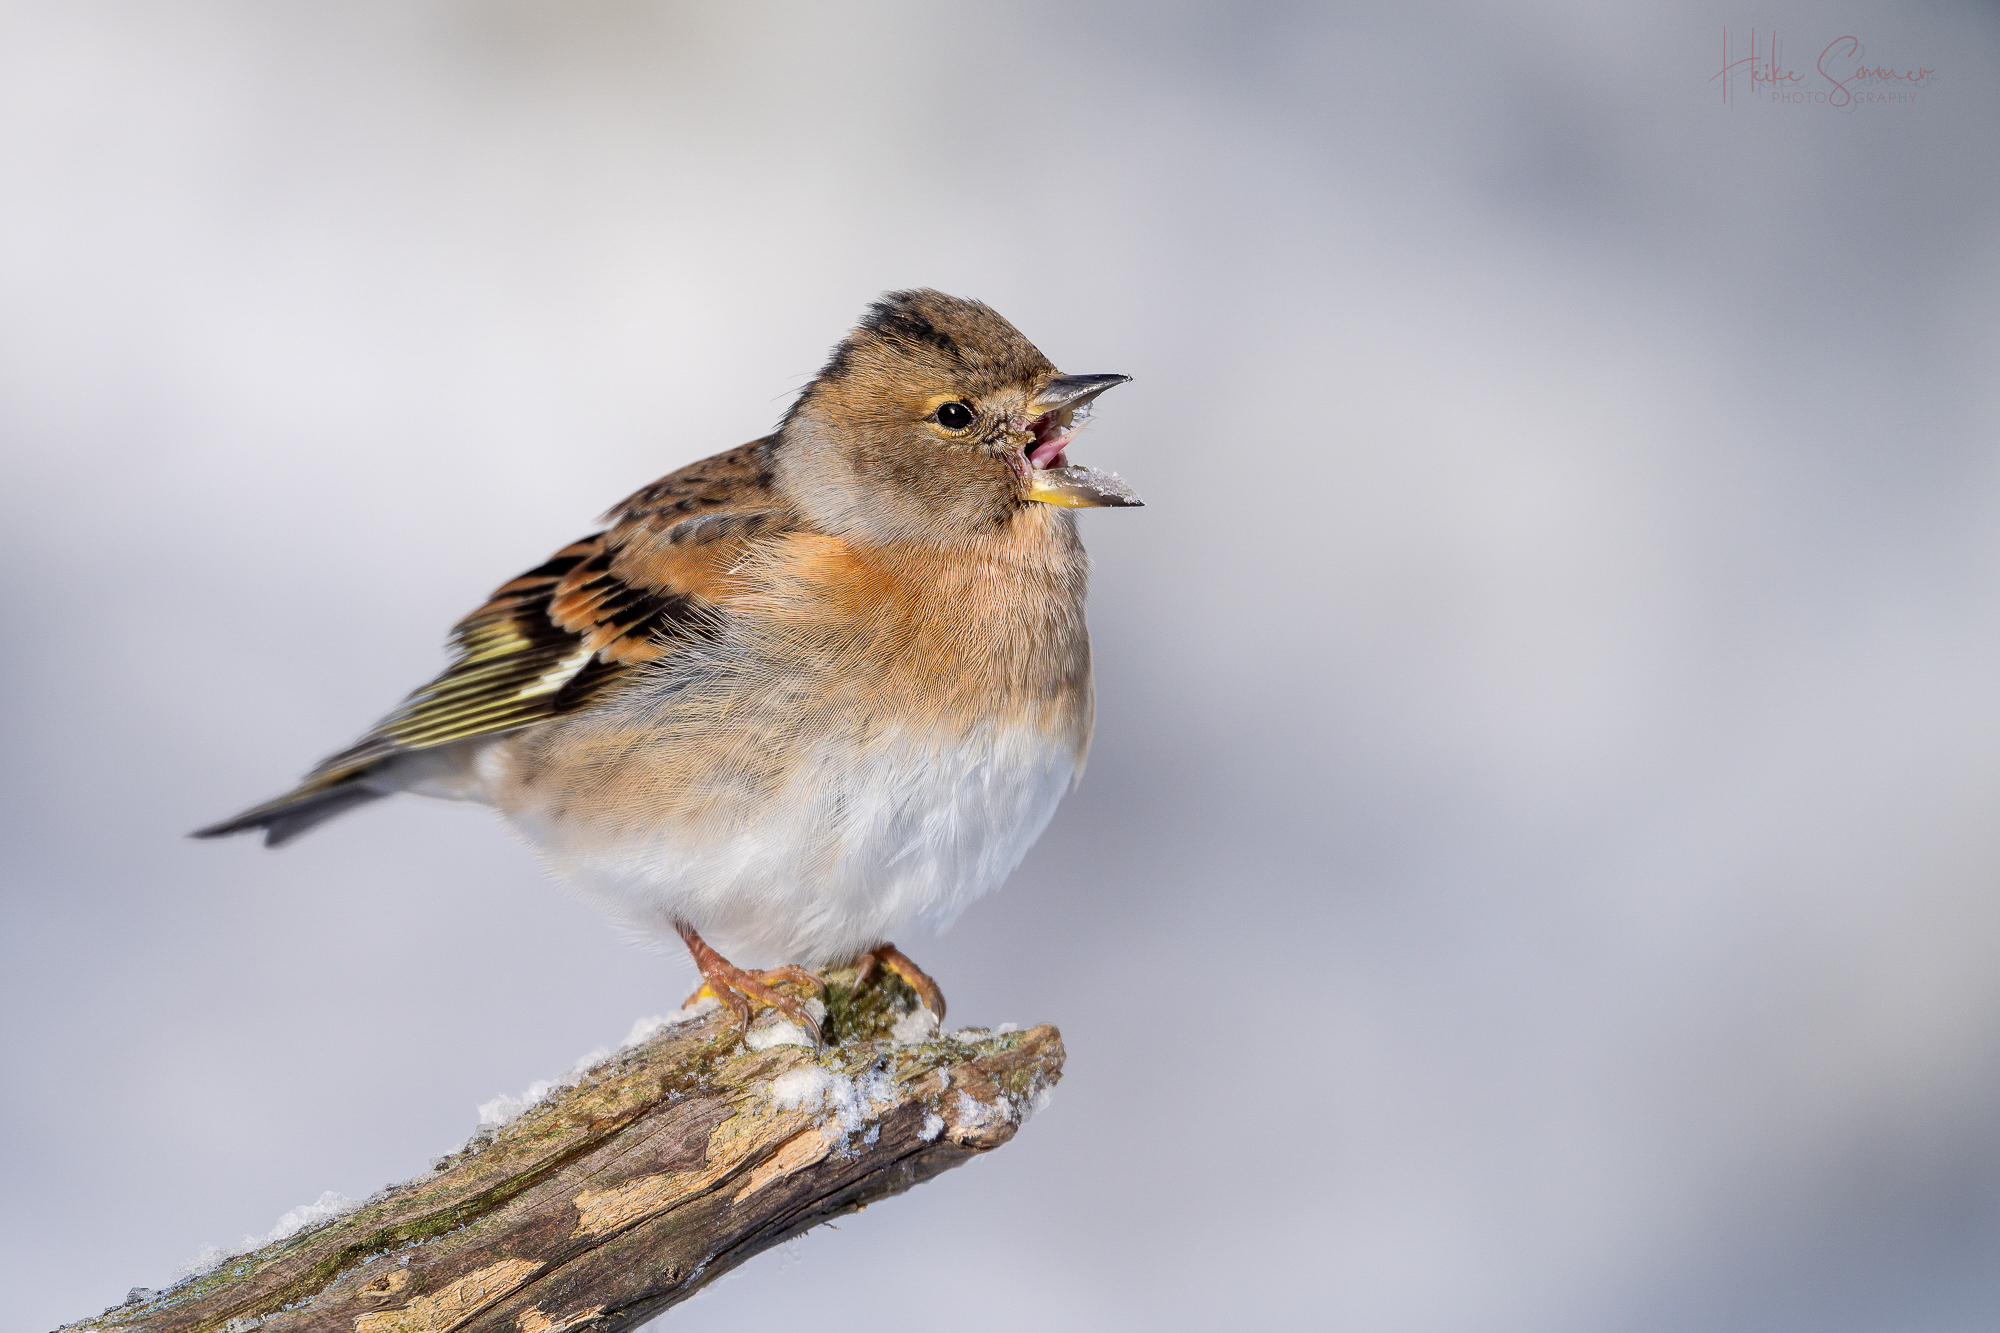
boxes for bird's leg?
[852,941,947,1022]
[676,922,826,1048]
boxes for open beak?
[1022,374,1143,509]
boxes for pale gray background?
[5,2,1999,1330]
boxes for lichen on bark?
[62,966,1063,1333]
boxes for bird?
[195,289,1139,1043]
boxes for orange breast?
[718,507,1094,734]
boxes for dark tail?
[192,779,387,848]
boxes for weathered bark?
[64,970,1062,1333]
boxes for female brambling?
[197,290,1139,1040]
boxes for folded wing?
[195,437,792,845]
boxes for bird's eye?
[934,401,975,431]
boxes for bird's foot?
[676,924,825,1049]
[853,941,947,1022]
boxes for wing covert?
[300,437,792,786]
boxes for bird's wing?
[300,436,791,787]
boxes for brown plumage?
[196,290,1139,1039]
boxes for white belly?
[503,720,1079,968]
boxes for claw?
[853,941,947,1023]
[676,923,826,1050]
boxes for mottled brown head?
[774,289,1137,545]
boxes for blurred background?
[4,2,1998,1329]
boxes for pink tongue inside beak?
[1032,412,1080,470]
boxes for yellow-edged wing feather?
[194,437,791,844]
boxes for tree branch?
[63,969,1063,1333]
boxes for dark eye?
[934,401,975,431]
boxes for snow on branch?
[63,970,1063,1333]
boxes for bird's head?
[775,289,1140,545]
